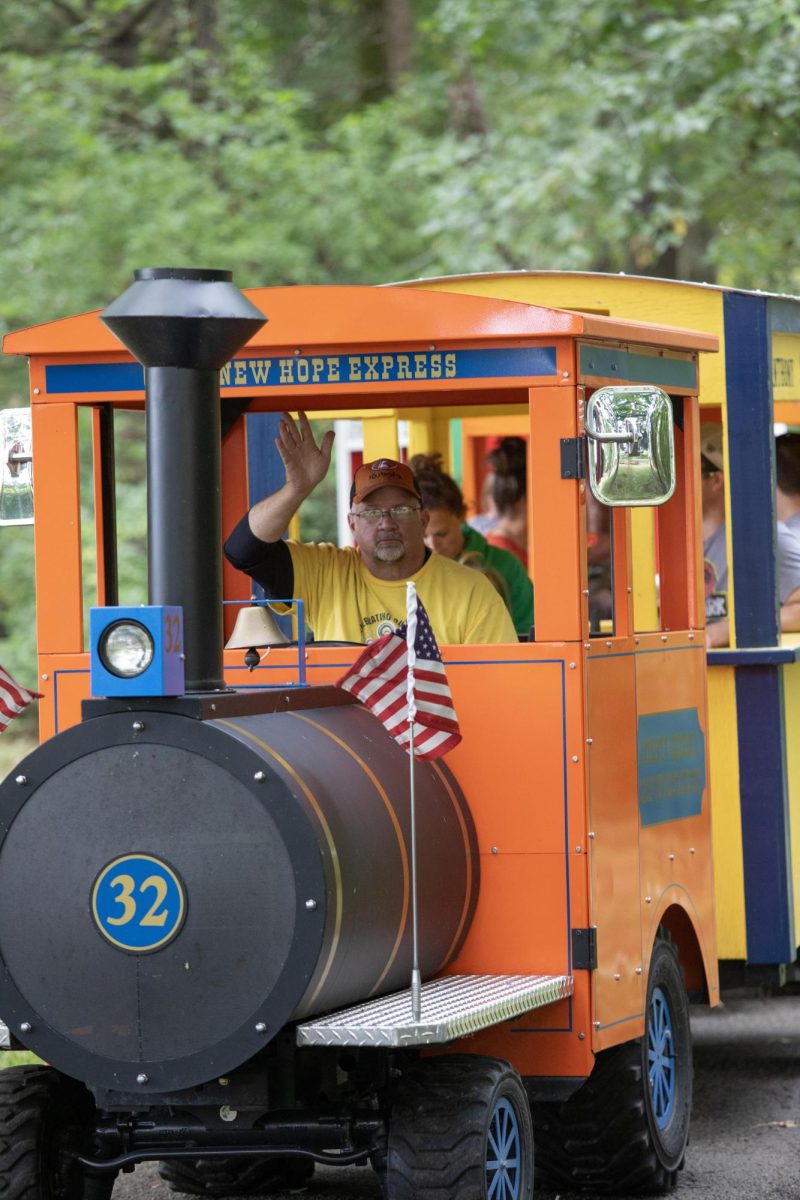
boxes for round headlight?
[99,621,154,678]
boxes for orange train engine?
[0,267,723,1200]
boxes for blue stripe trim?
[595,1011,646,1031]
[46,363,144,393]
[734,666,795,962]
[579,345,697,388]
[45,346,557,396]
[709,646,800,666]
[723,292,779,647]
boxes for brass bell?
[225,603,289,670]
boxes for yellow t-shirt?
[286,542,516,644]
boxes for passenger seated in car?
[702,424,800,647]
[410,452,533,637]
[224,412,516,645]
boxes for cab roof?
[3,284,718,358]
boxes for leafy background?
[2,0,799,767]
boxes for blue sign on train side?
[44,345,558,394]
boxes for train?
[1,264,792,1199]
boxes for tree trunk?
[354,0,412,104]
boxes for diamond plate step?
[296,973,573,1048]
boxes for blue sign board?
[637,707,706,826]
[45,345,557,395]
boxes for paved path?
[116,993,800,1200]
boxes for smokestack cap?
[101,267,267,370]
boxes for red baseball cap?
[351,458,422,505]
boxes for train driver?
[224,412,516,645]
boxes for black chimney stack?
[101,268,266,692]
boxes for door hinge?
[560,437,585,479]
[572,926,598,970]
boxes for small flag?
[336,596,461,760]
[0,665,41,733]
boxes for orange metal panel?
[452,853,569,975]
[635,642,718,1005]
[585,652,645,1048]
[529,382,587,641]
[31,403,83,656]
[445,660,569,855]
[658,412,697,631]
[440,977,594,1080]
[441,645,587,980]
[37,653,91,739]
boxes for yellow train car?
[405,271,800,979]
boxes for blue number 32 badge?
[92,854,187,952]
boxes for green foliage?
[0,1051,44,1069]
[1,0,799,700]
[299,421,338,544]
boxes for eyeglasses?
[350,505,422,523]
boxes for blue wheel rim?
[485,1096,522,1200]
[648,984,676,1128]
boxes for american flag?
[336,598,461,760]
[0,664,41,734]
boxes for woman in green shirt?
[410,453,534,638]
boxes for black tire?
[386,1054,534,1200]
[0,1065,115,1200]
[535,927,693,1194]
[157,1157,314,1197]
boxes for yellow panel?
[631,508,659,631]
[773,333,800,405]
[362,413,399,461]
[406,416,451,464]
[782,658,800,937]
[314,404,526,422]
[706,666,746,958]
[408,274,727,410]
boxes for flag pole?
[406,581,422,1023]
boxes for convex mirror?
[585,385,675,507]
[0,408,33,526]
